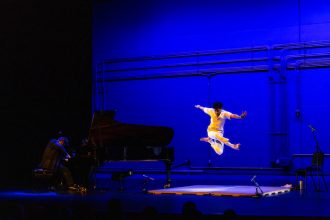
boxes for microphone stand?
[310,126,320,152]
[310,128,322,192]
[251,176,263,197]
[142,175,154,193]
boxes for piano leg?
[164,159,172,188]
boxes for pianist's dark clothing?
[39,139,74,187]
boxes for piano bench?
[33,168,54,178]
[32,168,59,191]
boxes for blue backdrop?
[92,0,330,168]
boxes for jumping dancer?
[195,102,247,155]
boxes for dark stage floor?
[1,170,329,220]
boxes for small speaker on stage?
[271,157,292,171]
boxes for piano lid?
[88,110,174,147]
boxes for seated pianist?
[37,136,78,191]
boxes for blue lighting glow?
[0,191,58,198]
[92,0,330,169]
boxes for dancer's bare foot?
[200,137,211,143]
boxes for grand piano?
[86,110,175,187]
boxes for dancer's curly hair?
[213,102,223,109]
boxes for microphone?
[251,175,256,182]
[308,124,316,132]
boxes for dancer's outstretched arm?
[230,111,247,119]
[195,105,205,111]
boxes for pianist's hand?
[64,154,71,162]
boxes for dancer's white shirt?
[203,108,232,132]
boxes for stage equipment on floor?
[251,175,263,196]
[148,185,291,197]
[142,174,155,193]
[295,152,328,192]
[294,125,328,192]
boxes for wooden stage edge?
[148,185,292,197]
